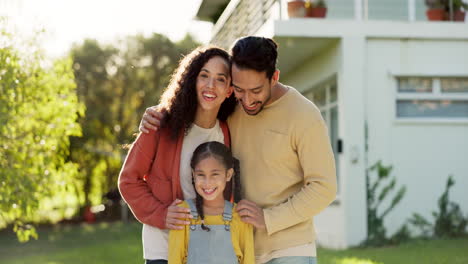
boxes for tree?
[69,39,119,210]
[0,18,200,239]
[0,22,84,241]
[69,33,199,215]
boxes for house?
[195,0,468,249]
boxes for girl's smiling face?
[193,156,233,204]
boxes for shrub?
[410,175,467,238]
[364,161,407,246]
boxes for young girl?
[168,141,255,264]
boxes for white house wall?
[366,39,468,236]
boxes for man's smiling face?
[231,63,275,116]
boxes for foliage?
[364,161,407,246]
[315,0,327,8]
[0,17,200,240]
[0,20,84,241]
[425,0,468,10]
[408,213,432,238]
[69,33,200,213]
[409,175,467,238]
[388,224,411,245]
[425,0,445,9]
[306,0,327,8]
[452,0,468,10]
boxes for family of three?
[118,36,337,264]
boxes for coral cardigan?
[118,121,230,229]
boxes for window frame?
[394,76,468,124]
[304,80,341,201]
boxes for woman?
[118,46,236,264]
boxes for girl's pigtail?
[232,157,242,203]
[195,189,211,231]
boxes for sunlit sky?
[1,0,213,57]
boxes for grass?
[318,238,468,264]
[1,221,467,264]
[0,221,142,264]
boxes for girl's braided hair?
[190,141,241,231]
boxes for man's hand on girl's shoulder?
[236,199,266,230]
[165,199,192,230]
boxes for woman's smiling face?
[196,56,233,113]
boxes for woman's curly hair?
[158,46,236,140]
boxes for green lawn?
[0,222,142,264]
[319,238,468,264]
[1,221,467,264]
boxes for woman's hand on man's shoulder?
[139,106,166,133]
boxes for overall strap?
[222,200,233,231]
[186,199,199,220]
[186,199,200,231]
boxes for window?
[304,81,340,194]
[396,77,468,119]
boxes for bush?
[0,18,84,242]
[410,175,467,238]
[364,161,407,246]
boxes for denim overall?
[186,199,238,264]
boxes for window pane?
[304,89,313,102]
[397,100,468,118]
[441,78,468,93]
[398,77,432,93]
[368,0,408,21]
[311,86,326,108]
[321,111,328,124]
[330,107,339,153]
[330,106,339,193]
[330,83,337,103]
[326,0,354,19]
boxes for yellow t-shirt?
[168,201,255,264]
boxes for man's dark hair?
[231,36,278,79]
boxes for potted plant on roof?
[425,0,446,20]
[306,0,328,18]
[287,0,307,18]
[449,0,467,21]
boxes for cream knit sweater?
[228,87,337,256]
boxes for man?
[140,36,336,264]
